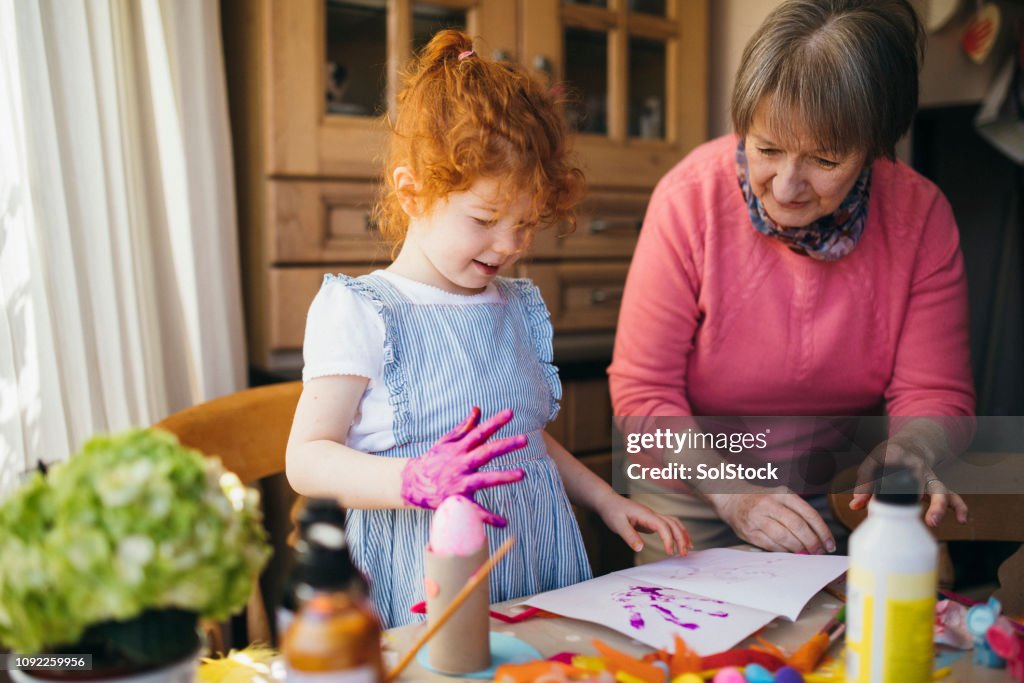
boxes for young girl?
[286,29,690,628]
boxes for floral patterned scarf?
[736,137,871,261]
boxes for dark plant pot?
[12,610,201,682]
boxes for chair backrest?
[155,381,302,483]
[154,381,303,650]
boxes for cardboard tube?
[423,544,491,673]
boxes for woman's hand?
[707,487,836,554]
[595,492,692,556]
[401,407,526,526]
[850,435,968,527]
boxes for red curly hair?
[375,30,585,248]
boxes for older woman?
[609,0,974,561]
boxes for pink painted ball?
[712,667,745,683]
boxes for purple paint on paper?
[651,604,698,630]
[613,585,731,632]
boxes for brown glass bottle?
[281,523,383,682]
[277,498,368,640]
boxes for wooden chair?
[155,381,303,651]
[830,479,1024,614]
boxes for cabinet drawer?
[268,265,377,350]
[269,180,390,263]
[521,262,629,332]
[531,191,646,259]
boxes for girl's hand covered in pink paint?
[401,407,527,527]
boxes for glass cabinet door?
[265,0,702,183]
[564,27,609,135]
[325,0,388,117]
[521,0,707,189]
[266,0,515,177]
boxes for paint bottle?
[277,498,366,641]
[846,467,937,682]
[282,522,383,682]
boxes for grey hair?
[731,0,924,161]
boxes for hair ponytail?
[375,29,585,250]
[415,28,474,69]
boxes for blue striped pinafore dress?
[339,273,592,628]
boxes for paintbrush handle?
[828,623,846,645]
[820,605,846,636]
[385,536,516,682]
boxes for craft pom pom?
[774,666,805,683]
[671,674,703,683]
[744,662,775,683]
[712,667,745,683]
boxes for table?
[383,590,1008,682]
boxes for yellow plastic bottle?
[846,467,936,682]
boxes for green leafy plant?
[0,429,272,668]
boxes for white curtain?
[0,0,246,498]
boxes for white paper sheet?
[524,573,778,654]
[617,548,848,621]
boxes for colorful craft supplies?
[488,632,849,683]
[493,660,587,682]
[668,634,702,675]
[702,649,786,671]
[773,665,804,683]
[593,639,667,683]
[967,597,1007,668]
[786,605,844,672]
[743,662,775,682]
[670,674,703,683]
[987,620,1024,681]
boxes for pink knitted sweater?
[609,135,975,442]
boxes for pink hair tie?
[457,50,475,61]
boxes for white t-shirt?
[302,270,503,452]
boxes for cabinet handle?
[589,218,642,234]
[364,214,377,232]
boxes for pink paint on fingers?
[401,408,528,512]
[463,468,526,495]
[461,408,516,450]
[465,434,529,469]
[439,406,481,443]
[468,499,509,528]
